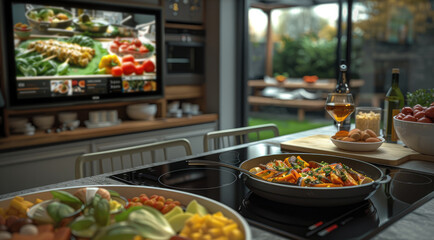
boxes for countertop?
[1,125,433,240]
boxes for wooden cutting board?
[280,135,434,166]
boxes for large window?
[351,0,434,106]
[245,0,434,132]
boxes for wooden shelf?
[0,113,218,151]
[165,23,205,30]
[165,85,203,100]
[6,98,164,116]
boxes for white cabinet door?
[0,141,91,195]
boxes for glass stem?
[337,121,342,132]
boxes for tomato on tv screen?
[1,0,162,107]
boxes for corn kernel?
[209,228,222,237]
[132,236,143,240]
[35,198,44,204]
[180,226,191,236]
[213,211,223,217]
[191,232,202,240]
[211,217,226,228]
[202,234,212,240]
[214,237,229,240]
[192,222,203,231]
[214,215,230,225]
[222,223,238,236]
[15,196,24,201]
[231,228,244,240]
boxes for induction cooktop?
[110,143,434,240]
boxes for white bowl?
[168,101,180,112]
[58,112,78,123]
[9,117,29,129]
[11,124,35,134]
[330,137,385,152]
[0,185,252,240]
[33,115,55,130]
[126,103,157,120]
[394,117,434,156]
[64,120,80,128]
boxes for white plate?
[84,119,122,129]
[0,185,251,240]
[330,137,385,152]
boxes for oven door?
[165,41,204,85]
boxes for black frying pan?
[239,153,391,207]
[188,153,391,207]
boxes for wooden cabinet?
[0,84,215,151]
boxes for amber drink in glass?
[325,93,355,132]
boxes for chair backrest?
[203,123,279,152]
[75,138,192,179]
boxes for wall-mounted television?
[1,0,163,108]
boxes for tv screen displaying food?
[2,0,162,107]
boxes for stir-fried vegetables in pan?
[249,155,374,187]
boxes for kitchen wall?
[205,0,238,131]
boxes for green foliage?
[273,34,336,78]
[406,88,434,107]
[248,117,329,141]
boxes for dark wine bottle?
[383,68,404,142]
[335,60,349,94]
[334,60,351,131]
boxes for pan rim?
[240,152,384,190]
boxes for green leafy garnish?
[51,190,82,209]
[108,189,120,198]
[128,206,175,240]
[94,206,175,240]
[47,201,75,223]
[114,206,143,222]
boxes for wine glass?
[325,93,355,132]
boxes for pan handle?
[186,160,263,180]
[26,4,34,12]
[372,175,391,189]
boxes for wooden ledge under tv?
[0,114,217,151]
[0,85,213,151]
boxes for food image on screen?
[122,80,156,93]
[7,1,160,105]
[51,80,72,96]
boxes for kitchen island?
[1,125,433,240]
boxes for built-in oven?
[165,29,204,85]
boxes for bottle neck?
[335,71,350,93]
[392,73,399,87]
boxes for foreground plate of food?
[0,185,251,240]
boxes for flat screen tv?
[1,0,163,108]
